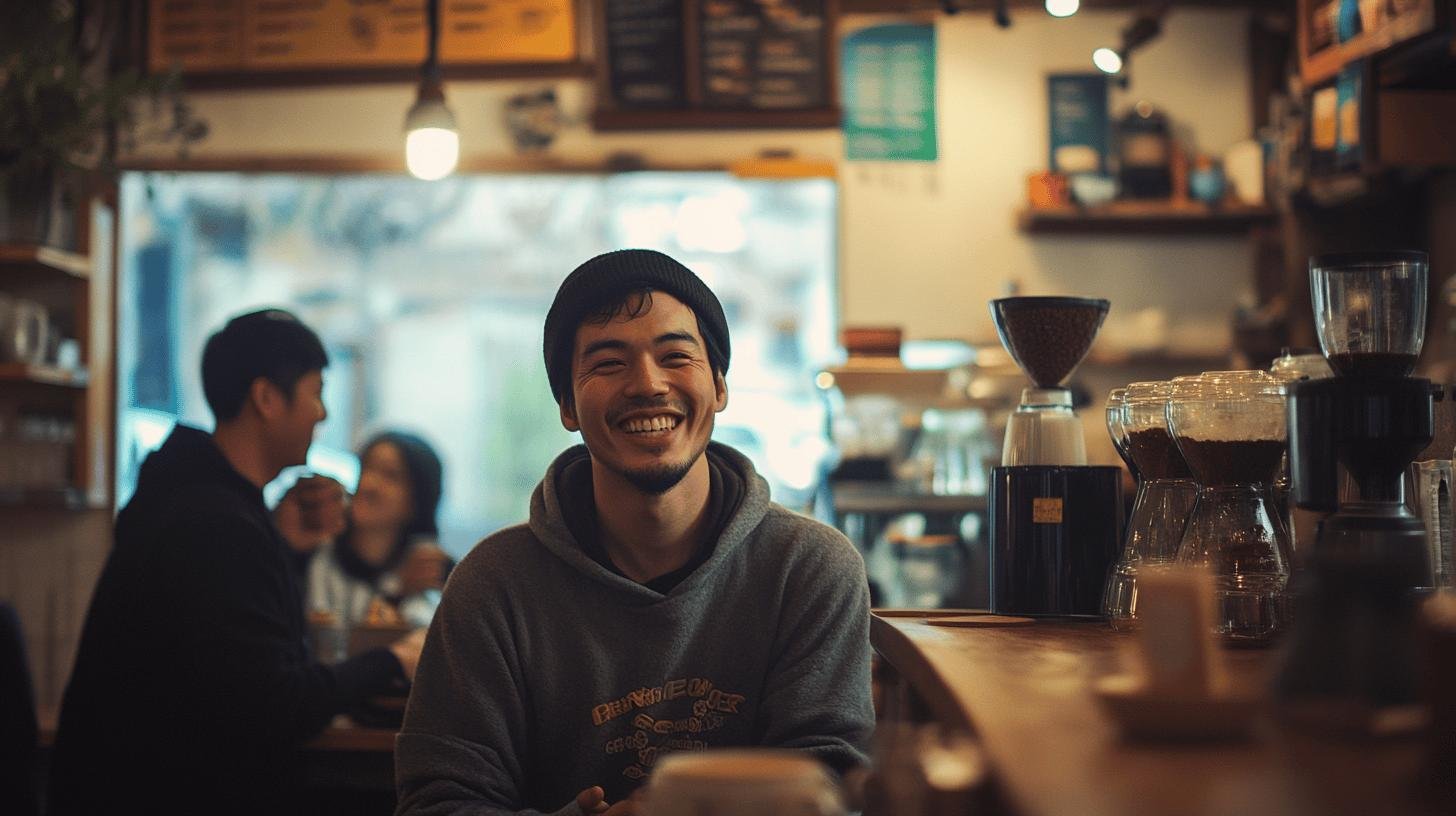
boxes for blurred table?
[871,614,1444,816]
[295,715,397,793]
[37,709,397,795]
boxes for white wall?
[841,8,1254,352]
[142,7,1255,352]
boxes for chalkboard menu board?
[604,0,686,107]
[599,0,835,123]
[148,0,579,79]
[699,0,827,109]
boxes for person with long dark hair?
[276,430,450,629]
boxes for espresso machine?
[988,297,1123,617]
[1279,251,1436,725]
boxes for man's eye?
[591,359,624,372]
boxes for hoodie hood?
[135,424,264,507]
[528,441,771,601]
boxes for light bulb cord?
[422,0,442,83]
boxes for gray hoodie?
[395,443,873,815]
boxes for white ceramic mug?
[643,750,844,816]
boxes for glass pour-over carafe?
[1105,386,1138,480]
[1170,371,1291,644]
[1103,380,1199,628]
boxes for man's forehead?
[573,292,700,347]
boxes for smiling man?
[395,249,874,815]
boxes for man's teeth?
[623,416,679,433]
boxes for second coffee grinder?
[1280,251,1437,724]
[988,297,1123,617]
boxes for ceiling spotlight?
[1045,0,1080,17]
[1090,4,1168,83]
[1092,47,1124,75]
[1120,6,1167,55]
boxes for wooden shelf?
[1085,349,1230,368]
[1299,0,1440,86]
[0,363,89,388]
[0,244,91,278]
[0,487,93,510]
[832,483,987,516]
[1017,203,1277,235]
[592,108,841,131]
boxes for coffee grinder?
[988,297,1123,617]
[1279,251,1436,724]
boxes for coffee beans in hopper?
[991,298,1110,388]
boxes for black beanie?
[543,249,731,403]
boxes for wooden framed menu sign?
[595,0,839,130]
[148,0,583,85]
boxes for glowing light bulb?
[405,127,459,180]
[403,89,458,181]
[1045,0,1079,17]
[1092,47,1124,75]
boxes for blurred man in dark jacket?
[48,309,423,815]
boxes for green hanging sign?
[841,23,938,162]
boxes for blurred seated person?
[48,310,424,816]
[275,431,451,628]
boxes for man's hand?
[398,543,449,596]
[389,627,428,681]
[575,787,609,815]
[574,786,644,816]
[274,474,347,554]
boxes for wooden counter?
[871,614,1442,816]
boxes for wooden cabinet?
[0,509,113,709]
[1297,0,1446,87]
[0,194,116,709]
[0,203,114,509]
[1293,0,1456,198]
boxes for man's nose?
[624,358,669,396]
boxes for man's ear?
[713,370,728,413]
[248,377,285,421]
[559,397,580,432]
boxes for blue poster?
[1047,74,1109,175]
[841,24,937,162]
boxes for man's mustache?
[605,397,687,425]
